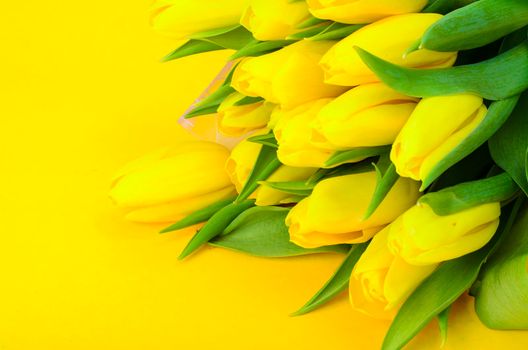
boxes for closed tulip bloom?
[109,142,236,223]
[307,0,428,24]
[387,202,501,265]
[217,92,275,137]
[241,0,311,40]
[150,0,248,39]
[226,134,316,206]
[350,228,438,319]
[231,40,347,108]
[320,14,457,86]
[286,171,420,248]
[273,99,336,168]
[391,94,488,181]
[311,83,418,150]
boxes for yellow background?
[1,1,527,349]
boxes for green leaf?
[211,206,348,257]
[310,23,364,41]
[163,26,253,62]
[437,306,451,347]
[423,0,477,14]
[382,201,519,350]
[419,173,519,216]
[296,16,328,29]
[325,146,390,168]
[364,163,399,220]
[260,180,314,197]
[184,84,235,119]
[178,199,255,260]
[162,40,224,62]
[354,42,528,100]
[188,25,241,39]
[247,132,278,148]
[292,242,368,316]
[489,90,528,196]
[159,197,236,233]
[236,143,282,202]
[422,96,519,189]
[199,26,254,49]
[475,199,528,329]
[422,0,528,51]
[233,96,264,106]
[230,40,295,59]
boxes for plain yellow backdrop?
[1,1,527,349]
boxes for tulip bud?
[320,14,457,86]
[241,0,311,41]
[109,141,236,223]
[286,171,420,248]
[391,94,488,182]
[231,40,347,108]
[349,228,438,319]
[226,133,316,205]
[273,99,336,168]
[150,0,249,39]
[387,202,501,265]
[306,0,428,24]
[217,92,275,137]
[311,83,419,150]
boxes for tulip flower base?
[113,1,528,349]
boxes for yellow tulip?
[241,0,311,40]
[286,171,421,248]
[387,202,501,265]
[150,0,248,39]
[320,13,457,86]
[109,141,236,223]
[225,133,316,206]
[307,0,428,24]
[350,228,438,319]
[231,40,347,108]
[217,92,275,137]
[311,83,418,150]
[273,99,336,168]
[391,94,488,182]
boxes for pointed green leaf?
[247,133,278,148]
[423,0,477,14]
[199,26,254,50]
[422,96,519,189]
[160,197,236,233]
[310,23,364,41]
[382,201,519,350]
[364,163,399,220]
[325,146,390,168]
[162,40,224,62]
[489,90,528,196]
[236,143,282,202]
[420,173,519,216]
[211,206,348,257]
[437,306,451,347]
[184,84,235,119]
[260,180,314,197]
[354,42,528,100]
[188,25,241,39]
[231,40,295,59]
[475,200,528,329]
[233,96,264,106]
[296,16,328,29]
[422,0,528,51]
[292,242,368,316]
[178,199,255,260]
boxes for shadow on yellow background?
[1,1,527,349]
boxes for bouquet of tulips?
[110,0,528,348]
